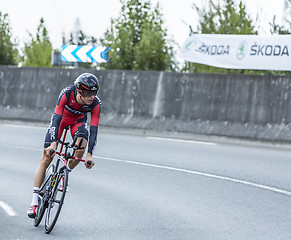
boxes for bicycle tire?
[34,164,55,227]
[45,167,68,234]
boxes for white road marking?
[1,140,290,198]
[94,156,291,197]
[147,136,217,145]
[0,201,17,216]
[1,123,47,130]
[0,144,41,152]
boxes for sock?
[31,187,40,206]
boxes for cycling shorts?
[44,116,88,148]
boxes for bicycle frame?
[45,126,86,199]
[55,127,86,164]
[35,126,87,233]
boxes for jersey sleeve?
[87,103,101,154]
[48,88,68,142]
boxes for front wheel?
[45,167,68,234]
[34,164,55,227]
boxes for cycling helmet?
[74,73,99,97]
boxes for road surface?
[0,122,291,239]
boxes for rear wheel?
[34,164,55,227]
[45,167,68,234]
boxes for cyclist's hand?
[45,142,57,157]
[85,154,94,169]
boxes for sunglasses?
[83,89,98,97]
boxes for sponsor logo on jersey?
[49,127,56,140]
[65,105,84,115]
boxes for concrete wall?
[1,65,291,142]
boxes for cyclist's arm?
[87,103,101,155]
[48,89,68,144]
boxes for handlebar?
[54,130,92,168]
[87,160,92,167]
[50,149,55,156]
[55,151,85,162]
[55,151,92,167]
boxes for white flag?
[179,34,291,71]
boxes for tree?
[270,16,290,34]
[62,18,98,68]
[23,18,53,67]
[63,18,97,46]
[195,0,255,34]
[267,1,291,75]
[270,0,291,35]
[184,0,257,74]
[100,0,176,71]
[0,11,18,65]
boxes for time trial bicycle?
[34,127,92,234]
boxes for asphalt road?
[0,122,291,240]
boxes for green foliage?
[63,19,98,46]
[0,11,18,65]
[270,16,291,35]
[23,18,53,67]
[100,0,176,71]
[184,0,258,74]
[66,31,97,46]
[267,13,291,75]
[191,0,255,35]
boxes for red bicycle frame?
[55,127,85,163]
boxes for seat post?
[59,127,69,153]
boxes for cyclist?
[27,73,101,218]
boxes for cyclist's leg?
[69,137,88,169]
[28,120,66,217]
[33,150,54,187]
[68,120,88,169]
[34,120,66,187]
[28,143,54,217]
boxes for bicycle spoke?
[45,168,68,234]
[34,164,55,227]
